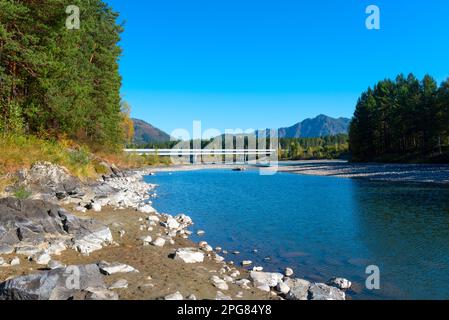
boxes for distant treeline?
[130,135,349,161]
[349,74,449,162]
[279,135,349,160]
[0,1,132,150]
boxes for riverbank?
[0,162,350,300]
[277,160,449,184]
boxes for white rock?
[216,291,232,300]
[138,204,156,214]
[186,294,197,300]
[230,270,240,278]
[141,236,153,245]
[109,279,129,290]
[99,262,139,275]
[214,255,225,263]
[236,279,251,290]
[174,248,205,264]
[277,281,290,295]
[166,217,180,230]
[252,266,264,272]
[33,253,51,265]
[152,237,166,247]
[75,206,87,213]
[15,246,42,256]
[211,276,229,291]
[147,216,160,222]
[256,284,271,292]
[327,277,352,290]
[10,257,20,266]
[249,271,284,288]
[46,242,67,256]
[165,291,183,300]
[285,268,294,277]
[47,260,66,270]
[241,260,253,266]
[92,203,102,212]
[0,257,6,267]
[197,230,205,236]
[74,227,113,255]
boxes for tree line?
[0,0,131,150]
[279,135,349,160]
[349,74,449,162]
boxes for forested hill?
[132,119,171,145]
[0,1,131,150]
[349,74,449,163]
[278,115,350,138]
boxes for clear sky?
[105,0,449,134]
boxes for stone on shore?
[308,283,346,300]
[327,277,352,290]
[47,260,66,270]
[276,281,290,295]
[249,271,283,288]
[31,252,51,265]
[165,291,183,300]
[152,237,166,247]
[0,264,110,300]
[216,291,232,300]
[10,257,20,266]
[284,278,311,300]
[211,276,229,291]
[98,262,139,275]
[174,248,205,264]
[138,204,156,214]
[109,279,129,290]
[284,268,294,277]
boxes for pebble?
[165,291,183,300]
[285,268,294,277]
[152,237,166,247]
[241,260,253,266]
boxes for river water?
[145,168,449,300]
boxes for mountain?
[132,118,171,144]
[277,115,351,138]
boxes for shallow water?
[145,169,449,300]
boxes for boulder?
[308,283,346,300]
[277,281,290,295]
[327,277,352,290]
[284,268,294,277]
[284,278,311,300]
[0,264,110,300]
[98,262,139,275]
[0,198,112,256]
[174,248,205,264]
[249,271,283,288]
[15,162,81,198]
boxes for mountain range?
[132,115,351,144]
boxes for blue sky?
[105,0,449,134]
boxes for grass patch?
[0,134,172,182]
[13,186,32,199]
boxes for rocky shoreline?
[0,162,351,300]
